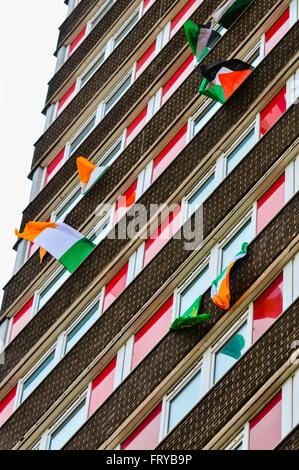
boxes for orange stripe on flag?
[15,222,57,243]
[77,157,96,183]
[39,248,47,264]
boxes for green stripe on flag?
[170,295,212,330]
[59,237,96,273]
[199,78,226,104]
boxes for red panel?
[88,357,116,417]
[68,26,86,56]
[0,386,17,427]
[260,87,286,136]
[161,54,194,105]
[27,242,39,259]
[9,297,34,343]
[121,402,162,450]
[249,392,282,450]
[135,41,156,79]
[143,205,181,267]
[152,125,187,182]
[143,0,155,14]
[44,148,65,186]
[253,274,283,343]
[265,9,289,55]
[57,83,76,115]
[114,180,138,225]
[170,0,201,37]
[126,106,148,146]
[131,296,173,370]
[103,263,128,312]
[256,174,285,233]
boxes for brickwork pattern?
[275,425,299,450]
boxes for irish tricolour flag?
[184,20,221,63]
[213,0,254,29]
[170,295,211,330]
[199,59,254,104]
[77,156,109,194]
[211,242,248,310]
[15,222,95,273]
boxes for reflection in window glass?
[37,269,69,312]
[114,11,139,48]
[226,129,256,175]
[49,399,86,450]
[213,322,248,384]
[21,351,56,402]
[70,117,96,155]
[188,173,216,218]
[221,219,252,271]
[105,75,132,115]
[65,304,100,354]
[179,266,209,314]
[168,370,201,432]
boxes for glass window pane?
[179,266,209,314]
[49,399,86,450]
[221,219,252,271]
[188,173,216,218]
[168,370,201,432]
[91,0,115,30]
[80,52,105,88]
[98,140,122,166]
[22,351,56,402]
[65,304,100,354]
[70,117,96,155]
[105,75,132,115]
[193,101,220,137]
[226,129,256,175]
[213,322,248,384]
[37,269,69,311]
[90,215,111,245]
[55,189,82,222]
[114,12,139,48]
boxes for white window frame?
[112,7,142,51]
[101,67,135,118]
[187,98,222,143]
[114,336,135,387]
[77,46,109,91]
[224,426,249,450]
[96,131,126,167]
[87,0,117,33]
[66,108,102,159]
[51,184,83,223]
[32,266,70,317]
[88,207,114,245]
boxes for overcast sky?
[0,1,67,305]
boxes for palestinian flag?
[211,242,248,310]
[184,20,222,63]
[77,156,109,195]
[213,0,254,29]
[199,59,254,104]
[170,295,211,330]
[15,221,95,273]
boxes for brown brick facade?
[275,425,299,450]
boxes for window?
[68,27,86,57]
[88,358,117,417]
[57,83,76,116]
[135,41,156,79]
[161,54,194,105]
[249,392,282,450]
[20,349,57,403]
[152,125,187,182]
[36,268,70,312]
[104,71,133,116]
[186,169,217,218]
[89,211,113,246]
[96,134,124,167]
[191,99,222,138]
[102,263,129,312]
[121,403,162,450]
[220,218,253,272]
[170,0,201,38]
[8,297,34,343]
[69,115,97,155]
[49,395,87,450]
[52,187,82,223]
[90,0,116,31]
[44,148,65,186]
[79,50,106,89]
[225,125,257,175]
[126,106,148,146]
[0,386,17,427]
[175,263,210,318]
[256,174,285,233]
[265,9,290,56]
[113,10,140,49]
[260,86,286,136]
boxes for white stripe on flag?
[85,166,107,193]
[35,224,83,260]
[213,0,235,24]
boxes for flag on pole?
[199,59,254,103]
[213,0,254,29]
[184,20,222,63]
[170,295,211,330]
[15,222,95,273]
[211,242,248,310]
[77,156,109,194]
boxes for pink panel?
[27,242,39,259]
[265,9,289,55]
[256,174,285,234]
[161,54,194,105]
[126,106,148,146]
[249,392,282,450]
[88,357,117,417]
[143,205,181,267]
[9,297,34,343]
[114,180,138,225]
[44,148,65,186]
[131,296,173,369]
[170,0,201,37]
[68,26,86,56]
[152,124,187,182]
[0,386,17,427]
[260,87,286,136]
[121,402,162,450]
[143,0,155,14]
[103,263,128,312]
[252,274,283,343]
[57,83,76,116]
[135,41,156,79]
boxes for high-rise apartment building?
[0,0,298,450]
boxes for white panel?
[284,161,294,203]
[282,378,293,438]
[293,253,299,301]
[292,368,299,428]
[283,262,293,310]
